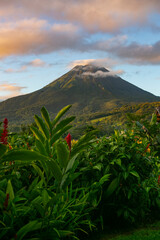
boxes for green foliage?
[77,128,160,224]
[0,106,97,239]
[0,105,159,239]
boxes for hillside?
[0,64,160,129]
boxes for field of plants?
[0,105,160,240]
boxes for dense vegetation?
[0,105,160,240]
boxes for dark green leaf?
[0,144,7,157]
[52,116,75,135]
[6,179,14,200]
[41,107,52,131]
[34,115,50,139]
[105,178,119,197]
[31,126,45,143]
[35,139,48,156]
[56,142,69,169]
[50,125,72,145]
[52,105,72,127]
[17,220,42,240]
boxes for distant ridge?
[0,64,159,124]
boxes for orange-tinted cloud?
[4,59,51,73]
[69,58,118,68]
[0,19,81,58]
[0,0,159,32]
[0,82,26,100]
[0,1,160,65]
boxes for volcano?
[0,64,159,124]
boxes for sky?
[0,0,160,100]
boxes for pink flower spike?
[4,193,9,209]
[65,133,71,151]
[0,118,8,145]
[3,118,8,127]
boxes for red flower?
[4,193,9,209]
[158,176,160,185]
[26,142,31,149]
[145,143,151,153]
[146,143,150,149]
[0,118,8,145]
[3,118,8,127]
[65,133,71,151]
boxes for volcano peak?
[72,64,109,73]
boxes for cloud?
[27,59,50,67]
[0,82,26,100]
[0,19,81,58]
[95,39,160,65]
[69,58,125,76]
[82,69,125,78]
[0,0,160,32]
[4,66,27,73]
[0,1,159,66]
[4,59,51,73]
[69,58,118,69]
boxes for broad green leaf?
[128,190,132,199]
[33,203,44,218]
[44,139,50,156]
[0,220,6,227]
[28,177,39,192]
[34,115,50,139]
[31,196,42,207]
[130,171,140,178]
[50,125,72,145]
[41,106,52,131]
[1,150,49,163]
[0,144,7,157]
[32,164,46,186]
[17,220,42,240]
[38,158,50,180]
[58,230,74,237]
[105,177,119,197]
[73,131,96,147]
[93,163,103,171]
[52,116,75,135]
[65,153,79,173]
[116,158,121,166]
[52,105,72,127]
[0,179,7,188]
[150,113,157,125]
[0,190,6,201]
[56,142,69,169]
[31,126,45,143]
[6,179,14,200]
[47,159,62,182]
[42,189,50,207]
[145,187,151,193]
[60,172,80,190]
[71,131,96,157]
[35,139,48,156]
[99,174,111,185]
[71,140,95,157]
[123,171,129,180]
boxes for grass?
[108,229,160,240]
[87,221,160,240]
